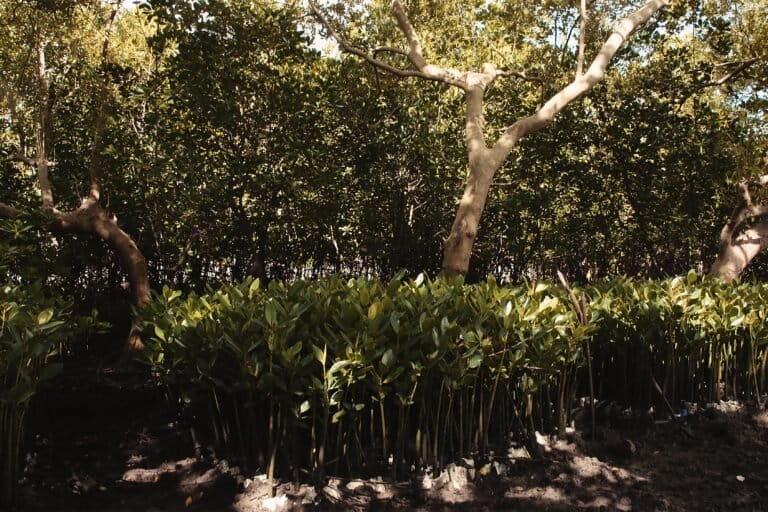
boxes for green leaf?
[312,344,326,365]
[332,409,345,423]
[382,348,395,367]
[265,301,277,327]
[286,341,303,360]
[8,381,35,406]
[248,278,261,298]
[390,315,400,334]
[37,309,54,325]
[368,302,379,321]
[328,360,351,376]
[383,365,405,384]
[468,353,483,369]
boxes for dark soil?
[15,363,768,512]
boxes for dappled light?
[2,0,768,510]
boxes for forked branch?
[309,0,541,92]
[676,55,765,108]
[307,0,466,88]
[491,0,671,160]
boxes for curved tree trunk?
[442,162,494,277]
[709,217,768,281]
[0,201,151,353]
[0,1,152,356]
[55,205,150,352]
[708,176,768,281]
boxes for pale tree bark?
[0,1,149,353]
[311,0,672,277]
[709,175,768,281]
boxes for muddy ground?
[15,362,768,512]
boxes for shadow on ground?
[18,364,768,512]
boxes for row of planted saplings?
[140,273,768,485]
[589,276,768,414]
[0,284,74,509]
[141,275,590,484]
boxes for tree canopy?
[0,0,766,297]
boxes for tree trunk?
[312,0,670,278]
[709,220,768,281]
[437,1,671,277]
[55,205,150,352]
[709,176,768,281]
[0,2,146,356]
[442,163,494,277]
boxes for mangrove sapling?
[557,271,595,441]
[140,275,768,483]
[0,286,75,508]
[481,343,508,457]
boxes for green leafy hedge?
[0,284,73,508]
[140,272,768,481]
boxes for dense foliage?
[0,220,104,508]
[1,0,767,505]
[1,0,766,295]
[139,274,768,481]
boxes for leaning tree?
[0,1,149,353]
[702,0,768,280]
[710,173,768,281]
[310,0,674,277]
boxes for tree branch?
[491,0,671,161]
[309,0,466,90]
[308,0,466,88]
[576,0,588,77]
[6,150,34,166]
[0,202,24,219]
[676,56,765,108]
[35,39,54,210]
[372,46,409,59]
[721,173,768,245]
[389,0,467,88]
[705,56,763,87]
[87,0,122,203]
[495,69,544,83]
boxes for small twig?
[496,70,545,83]
[557,271,586,324]
[651,372,676,417]
[372,46,409,58]
[576,0,588,77]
